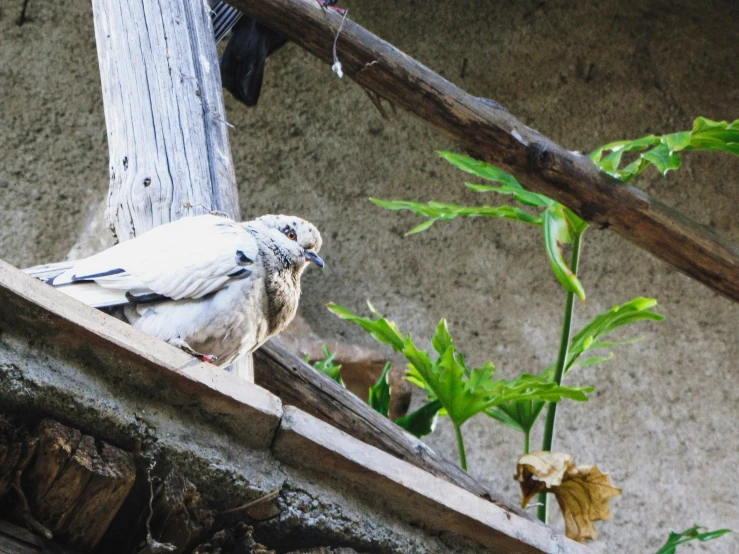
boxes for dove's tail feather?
[53,282,130,308]
[22,260,75,282]
[23,261,129,308]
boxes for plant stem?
[524,427,531,455]
[454,424,468,471]
[537,230,583,524]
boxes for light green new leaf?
[654,525,733,554]
[395,399,442,437]
[641,143,682,176]
[431,319,454,356]
[368,363,392,418]
[543,206,586,301]
[406,218,437,235]
[466,181,553,208]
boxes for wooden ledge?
[0,258,282,448]
[274,406,589,554]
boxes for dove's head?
[254,214,324,272]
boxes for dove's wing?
[52,215,258,304]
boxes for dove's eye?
[285,229,297,241]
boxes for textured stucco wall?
[1,0,737,551]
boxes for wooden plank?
[224,0,739,302]
[274,406,589,554]
[0,259,283,450]
[254,340,529,518]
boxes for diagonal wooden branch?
[225,0,739,302]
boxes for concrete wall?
[1,0,737,551]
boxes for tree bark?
[92,0,240,240]
[225,0,739,303]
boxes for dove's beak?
[304,250,324,268]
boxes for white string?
[331,8,349,78]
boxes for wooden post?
[91,0,252,380]
[92,0,240,237]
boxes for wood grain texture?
[274,406,589,554]
[92,0,240,240]
[225,0,739,302]
[254,340,529,518]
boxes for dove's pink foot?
[169,338,218,364]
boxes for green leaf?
[370,198,542,229]
[486,402,535,433]
[395,399,442,437]
[368,363,392,418]
[309,345,343,384]
[438,151,521,186]
[662,131,692,153]
[327,303,407,352]
[685,117,739,155]
[654,525,733,554]
[543,206,586,301]
[590,117,738,182]
[565,297,663,372]
[333,306,593,430]
[406,218,437,235]
[431,319,454,356]
[466,181,553,208]
[641,143,682,176]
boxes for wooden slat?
[225,0,739,302]
[254,340,530,518]
[274,407,589,554]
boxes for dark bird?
[210,0,343,107]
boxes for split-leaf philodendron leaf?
[327,304,593,429]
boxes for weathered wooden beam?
[225,0,739,302]
[253,340,529,517]
[92,0,240,240]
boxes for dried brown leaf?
[515,451,621,543]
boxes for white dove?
[24,214,323,366]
